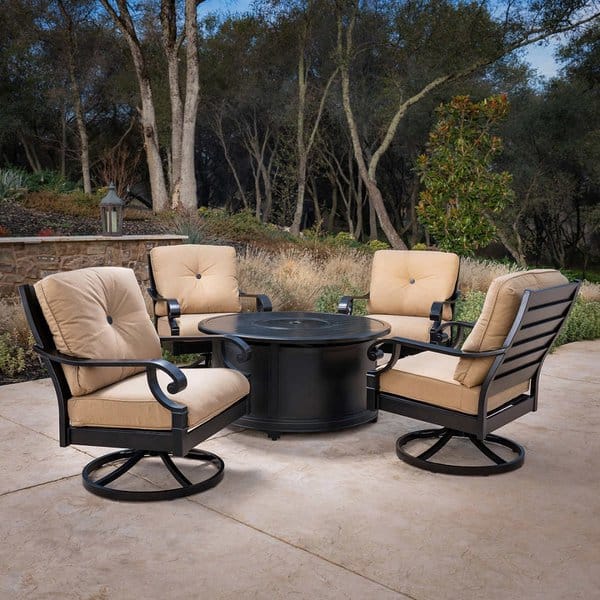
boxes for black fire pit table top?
[199,311,390,343]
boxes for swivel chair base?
[82,448,224,501]
[395,427,525,476]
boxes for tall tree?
[335,0,600,249]
[55,0,92,194]
[99,0,169,211]
[283,1,339,235]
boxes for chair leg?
[395,427,525,476]
[82,448,225,501]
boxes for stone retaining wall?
[0,235,187,296]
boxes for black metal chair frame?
[367,281,580,475]
[147,254,272,356]
[19,283,252,501]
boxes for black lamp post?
[100,183,124,235]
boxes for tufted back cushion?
[367,250,459,319]
[454,269,568,388]
[150,245,241,317]
[34,267,162,397]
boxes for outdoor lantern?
[100,183,124,235]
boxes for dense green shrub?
[25,170,77,194]
[555,298,600,346]
[24,190,104,216]
[315,284,368,315]
[198,208,292,244]
[454,290,486,323]
[0,331,35,379]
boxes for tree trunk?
[69,73,92,194]
[368,197,377,241]
[290,46,308,235]
[409,180,419,247]
[60,100,67,178]
[19,133,41,173]
[57,0,91,194]
[159,1,183,200]
[328,184,338,232]
[178,0,200,210]
[213,108,248,209]
[290,12,338,234]
[101,0,169,212]
[309,176,321,226]
[337,11,407,249]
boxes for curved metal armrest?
[368,336,504,374]
[33,347,188,413]
[147,287,181,318]
[429,289,460,323]
[240,291,273,312]
[161,334,252,364]
[431,319,476,348]
[337,293,369,315]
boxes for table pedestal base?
[215,339,377,437]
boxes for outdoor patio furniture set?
[18,245,579,501]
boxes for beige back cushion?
[150,245,241,317]
[368,250,459,319]
[454,269,568,388]
[34,267,162,397]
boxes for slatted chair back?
[482,281,580,418]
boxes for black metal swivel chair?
[338,250,460,346]
[19,266,251,501]
[367,270,579,475]
[147,244,271,357]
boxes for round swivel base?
[395,428,525,476]
[82,448,224,501]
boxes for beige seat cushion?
[150,245,241,317]
[368,314,433,342]
[68,367,250,431]
[34,267,161,397]
[157,313,235,336]
[380,351,529,415]
[454,269,568,388]
[368,250,459,320]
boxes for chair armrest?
[430,317,475,346]
[147,287,181,317]
[429,289,460,322]
[160,334,252,364]
[239,291,273,312]
[33,347,188,414]
[147,287,181,335]
[368,336,504,373]
[337,293,369,315]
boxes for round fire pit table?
[199,311,390,439]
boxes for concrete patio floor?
[0,340,598,600]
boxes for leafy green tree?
[416,94,514,254]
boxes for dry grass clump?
[0,296,31,343]
[579,280,600,301]
[459,257,600,300]
[458,257,518,293]
[238,246,372,311]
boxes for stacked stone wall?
[0,235,187,296]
